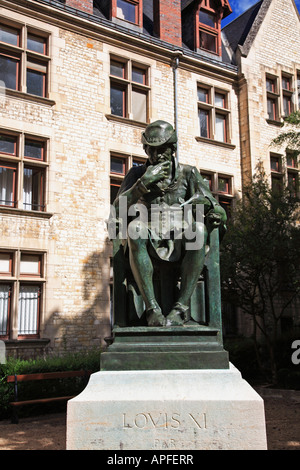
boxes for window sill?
[106,114,148,128]
[0,207,53,218]
[266,119,283,127]
[3,338,50,348]
[2,88,56,106]
[195,136,236,149]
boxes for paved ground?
[0,394,299,450]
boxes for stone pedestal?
[66,364,267,450]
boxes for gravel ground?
[0,394,299,450]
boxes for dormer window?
[197,1,220,55]
[111,0,143,27]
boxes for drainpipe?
[172,51,183,164]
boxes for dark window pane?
[110,85,125,117]
[25,140,44,160]
[270,156,280,172]
[117,0,136,23]
[27,34,46,54]
[132,67,145,84]
[199,30,217,53]
[110,60,125,78]
[0,25,19,46]
[271,175,283,194]
[199,109,209,138]
[282,76,291,90]
[286,154,297,168]
[197,87,209,103]
[287,172,298,196]
[266,78,275,92]
[110,180,121,203]
[218,177,230,193]
[267,98,276,120]
[26,69,45,97]
[199,10,216,28]
[0,55,18,90]
[0,135,17,155]
[219,198,232,220]
[111,157,125,174]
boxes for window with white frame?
[0,251,45,339]
[0,130,48,211]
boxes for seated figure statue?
[109,120,227,327]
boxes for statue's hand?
[140,161,171,188]
[206,205,227,228]
[180,194,212,213]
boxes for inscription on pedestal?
[122,411,207,430]
[121,411,207,450]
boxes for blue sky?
[221,0,300,27]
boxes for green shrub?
[0,349,100,420]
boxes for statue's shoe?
[146,308,166,326]
[165,302,189,326]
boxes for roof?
[182,0,232,18]
[222,0,273,59]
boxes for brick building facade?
[0,0,299,357]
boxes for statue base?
[66,364,267,450]
[100,326,229,370]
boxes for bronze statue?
[110,120,227,328]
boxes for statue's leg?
[166,222,208,326]
[128,220,165,326]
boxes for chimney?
[65,0,93,15]
[153,0,182,47]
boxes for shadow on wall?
[44,239,112,356]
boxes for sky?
[221,0,300,27]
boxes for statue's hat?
[142,120,177,147]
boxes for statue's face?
[145,144,173,165]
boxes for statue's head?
[141,120,177,164]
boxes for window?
[0,251,44,339]
[196,1,221,55]
[111,0,142,27]
[0,130,48,211]
[200,170,233,219]
[282,74,293,117]
[110,56,149,123]
[266,76,279,121]
[270,153,283,193]
[269,152,299,197]
[0,21,49,98]
[110,153,146,203]
[198,85,230,143]
[286,151,299,197]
